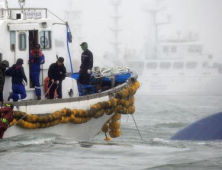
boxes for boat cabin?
[0,3,80,101]
[0,2,132,101]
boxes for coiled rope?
[92,66,130,78]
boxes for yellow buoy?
[104,136,112,141]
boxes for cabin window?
[154,46,158,52]
[202,62,208,68]
[186,62,197,69]
[146,62,158,69]
[40,31,51,49]
[188,46,193,52]
[160,62,171,69]
[188,45,202,53]
[171,46,177,53]
[195,46,202,53]
[163,46,169,53]
[10,31,16,51]
[173,62,184,69]
[19,33,26,51]
[212,62,221,68]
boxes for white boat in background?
[133,39,222,95]
[0,0,140,140]
[107,0,222,95]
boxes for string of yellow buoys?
[9,80,140,139]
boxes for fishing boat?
[0,0,140,140]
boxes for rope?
[47,9,66,24]
[131,114,143,141]
[11,83,54,127]
[92,66,130,78]
[45,10,73,73]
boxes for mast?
[5,0,8,9]
[143,0,170,58]
[64,0,82,71]
[110,0,122,59]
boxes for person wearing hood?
[29,44,45,100]
[0,60,9,105]
[78,42,93,85]
[5,58,27,102]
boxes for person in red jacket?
[0,104,14,139]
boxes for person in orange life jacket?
[48,57,66,99]
[78,42,93,85]
[5,58,27,102]
[0,103,14,139]
[29,44,45,100]
[0,60,9,105]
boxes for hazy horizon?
[6,0,222,67]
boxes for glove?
[87,69,91,74]
[56,81,59,84]
[51,79,54,83]
[22,80,27,86]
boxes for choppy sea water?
[1,94,222,170]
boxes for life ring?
[44,77,57,98]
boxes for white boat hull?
[4,95,111,140]
[5,114,112,140]
[3,78,140,140]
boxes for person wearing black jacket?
[48,57,66,99]
[5,58,27,102]
[0,60,9,104]
[78,42,93,84]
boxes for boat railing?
[9,72,138,107]
[9,79,128,107]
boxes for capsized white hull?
[138,75,222,95]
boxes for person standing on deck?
[29,44,45,100]
[48,57,66,99]
[0,104,13,139]
[0,60,9,105]
[6,58,27,102]
[78,42,93,85]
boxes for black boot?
[37,96,41,100]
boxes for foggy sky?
[7,0,222,63]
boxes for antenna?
[5,0,8,9]
[110,0,122,59]
[18,0,25,8]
